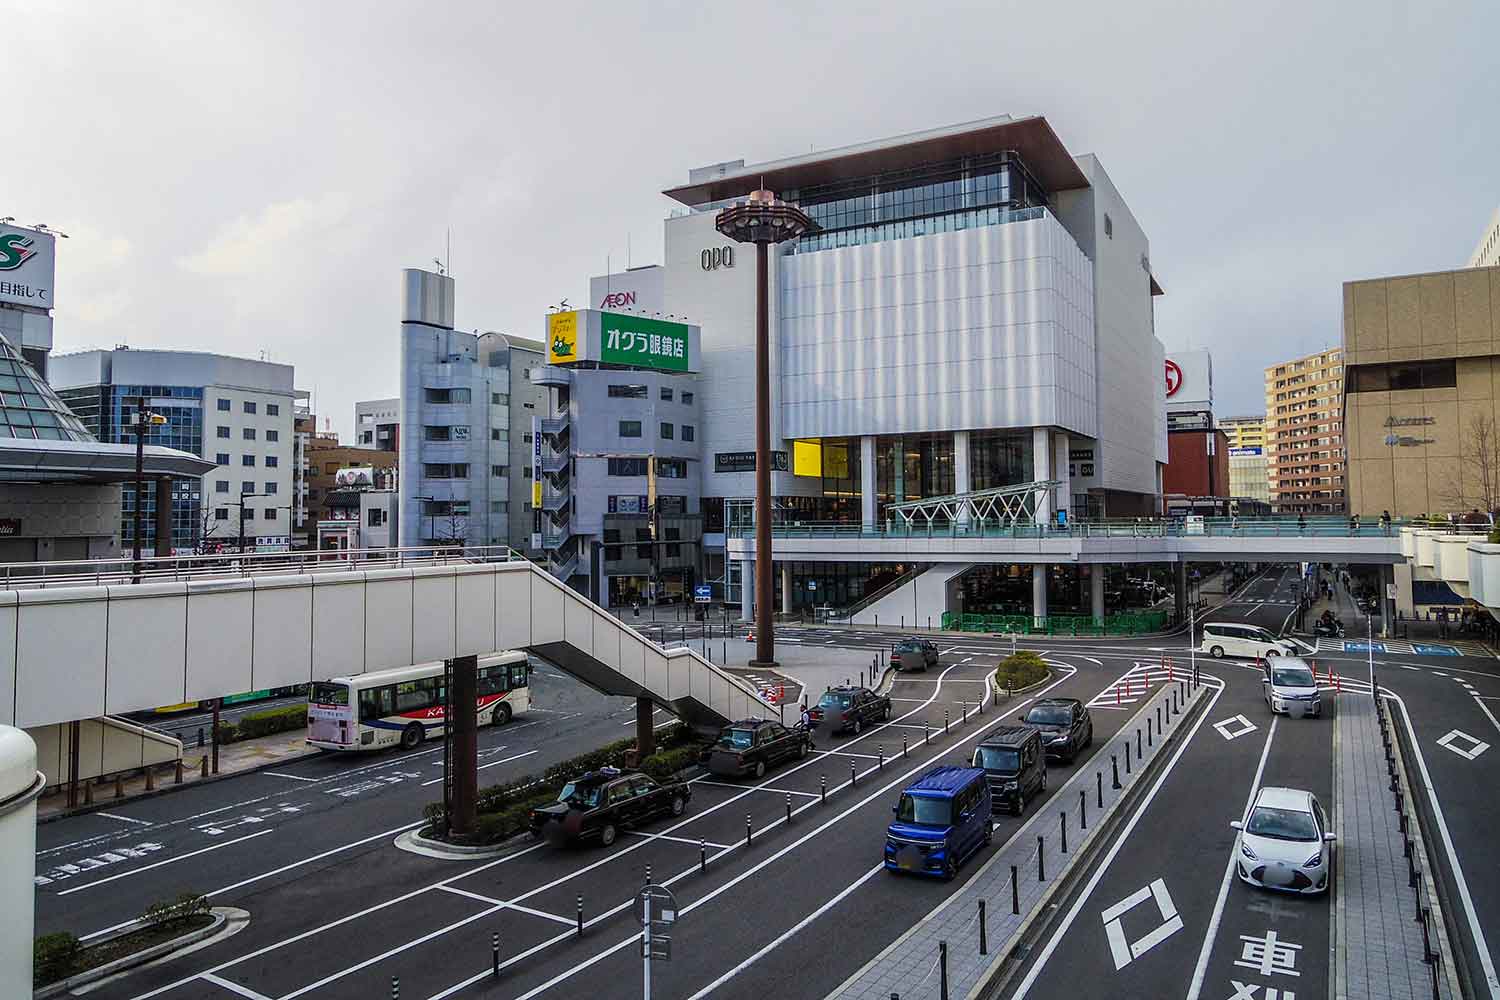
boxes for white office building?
[354,397,399,452]
[397,269,545,551]
[50,348,297,553]
[535,114,1169,621]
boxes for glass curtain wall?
[875,434,954,522]
[969,430,1033,490]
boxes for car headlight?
[1047,733,1067,743]
[1003,780,1018,790]
[1240,841,1258,861]
[1303,852,1323,869]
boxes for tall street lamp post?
[716,190,813,667]
[128,397,168,583]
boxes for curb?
[38,744,322,826]
[985,667,1055,705]
[974,680,1213,1000]
[33,908,236,998]
[395,827,538,861]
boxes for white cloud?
[178,194,352,276]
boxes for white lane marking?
[686,862,886,999]
[1213,715,1258,741]
[57,829,273,896]
[95,811,153,826]
[202,973,273,999]
[419,749,539,786]
[1008,680,1228,1000]
[436,883,574,925]
[261,771,320,782]
[625,830,733,851]
[1101,878,1183,969]
[1386,691,1500,997]
[1436,729,1491,760]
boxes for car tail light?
[840,711,850,721]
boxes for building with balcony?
[1344,262,1500,516]
[354,397,399,453]
[1264,348,1345,514]
[1470,205,1500,269]
[1219,415,1271,504]
[396,269,545,551]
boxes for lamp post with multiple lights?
[715,190,813,667]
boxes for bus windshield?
[310,682,350,706]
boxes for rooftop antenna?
[627,232,631,270]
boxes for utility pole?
[130,398,167,583]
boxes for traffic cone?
[746,631,754,643]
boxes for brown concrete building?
[1264,348,1345,513]
[1344,263,1500,516]
[303,440,397,541]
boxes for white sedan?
[1230,786,1336,894]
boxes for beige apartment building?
[1219,415,1271,503]
[1344,263,1500,516]
[1264,350,1346,513]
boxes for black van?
[972,726,1046,815]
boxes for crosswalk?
[1086,663,1193,710]
[1312,637,1488,658]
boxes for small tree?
[1438,413,1500,516]
[193,506,223,555]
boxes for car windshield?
[819,693,852,711]
[1026,706,1072,726]
[717,729,754,750]
[1272,667,1316,688]
[557,782,603,809]
[974,746,1021,772]
[895,642,921,652]
[1246,805,1319,841]
[1250,627,1279,642]
[896,794,952,826]
[310,682,349,706]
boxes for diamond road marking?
[1101,877,1183,970]
[1214,715,1258,741]
[1436,729,1490,760]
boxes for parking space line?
[202,973,273,999]
[58,829,274,897]
[261,771,320,782]
[420,749,538,786]
[95,811,153,826]
[626,830,734,851]
[821,750,882,760]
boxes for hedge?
[214,704,307,745]
[34,932,82,985]
[994,650,1049,694]
[423,722,705,844]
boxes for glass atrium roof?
[0,332,95,442]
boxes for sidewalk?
[37,729,319,822]
[829,672,1211,1000]
[1332,695,1456,1000]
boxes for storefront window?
[970,430,1033,490]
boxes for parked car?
[971,726,1046,815]
[883,765,992,880]
[1261,658,1322,718]
[807,686,891,735]
[891,638,940,673]
[1019,698,1094,763]
[1230,786,1335,894]
[702,719,813,778]
[528,767,691,847]
[1200,622,1301,660]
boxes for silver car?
[1262,657,1321,718]
[1230,786,1335,894]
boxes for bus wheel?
[401,723,424,750]
[493,703,513,726]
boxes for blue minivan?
[884,765,993,880]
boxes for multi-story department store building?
[534,115,1170,618]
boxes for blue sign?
[1344,641,1386,654]
[693,585,712,604]
[1412,643,1460,657]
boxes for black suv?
[972,726,1046,815]
[528,768,692,847]
[1019,698,1093,763]
[891,638,939,672]
[703,719,813,778]
[808,686,892,735]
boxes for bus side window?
[396,679,437,713]
[510,664,528,690]
[477,666,504,697]
[359,686,394,721]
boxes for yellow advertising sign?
[793,439,823,477]
[532,481,542,507]
[548,311,579,364]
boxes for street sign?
[693,584,712,604]
[635,884,678,928]
[1386,582,1397,600]
[807,580,817,591]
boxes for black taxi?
[703,719,813,779]
[528,768,692,847]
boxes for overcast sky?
[9,0,1497,437]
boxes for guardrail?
[727,515,1424,541]
[0,544,531,591]
[938,611,1169,635]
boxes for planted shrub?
[34,932,82,985]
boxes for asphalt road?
[34,564,1500,1000]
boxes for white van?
[1199,622,1301,660]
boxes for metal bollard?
[1011,865,1020,913]
[944,710,950,734]
[1420,908,1434,963]
[700,838,707,873]
[962,702,968,725]
[1080,788,1087,830]
[492,932,500,979]
[746,813,753,846]
[1136,728,1142,759]
[576,894,583,936]
[851,760,857,787]
[903,734,909,758]
[114,775,124,799]
[939,940,949,1000]
[1037,835,1046,880]
[925,721,931,744]
[1124,742,1131,774]
[1060,810,1068,853]
[786,792,792,824]
[83,781,93,806]
[645,865,651,885]
[821,774,827,802]
[1147,716,1153,748]
[1156,705,1162,734]
[1097,771,1103,807]
[200,755,209,778]
[878,744,885,769]
[145,767,155,792]
[197,726,205,747]
[175,759,184,784]
[1111,755,1121,790]
[392,977,399,999]
[979,899,988,955]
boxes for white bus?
[306,651,531,751]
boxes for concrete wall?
[0,483,121,561]
[1344,265,1500,369]
[777,212,1097,441]
[29,716,182,789]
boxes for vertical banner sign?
[599,312,690,372]
[531,416,543,549]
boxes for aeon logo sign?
[599,291,636,308]
[701,246,735,271]
[1164,360,1183,397]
